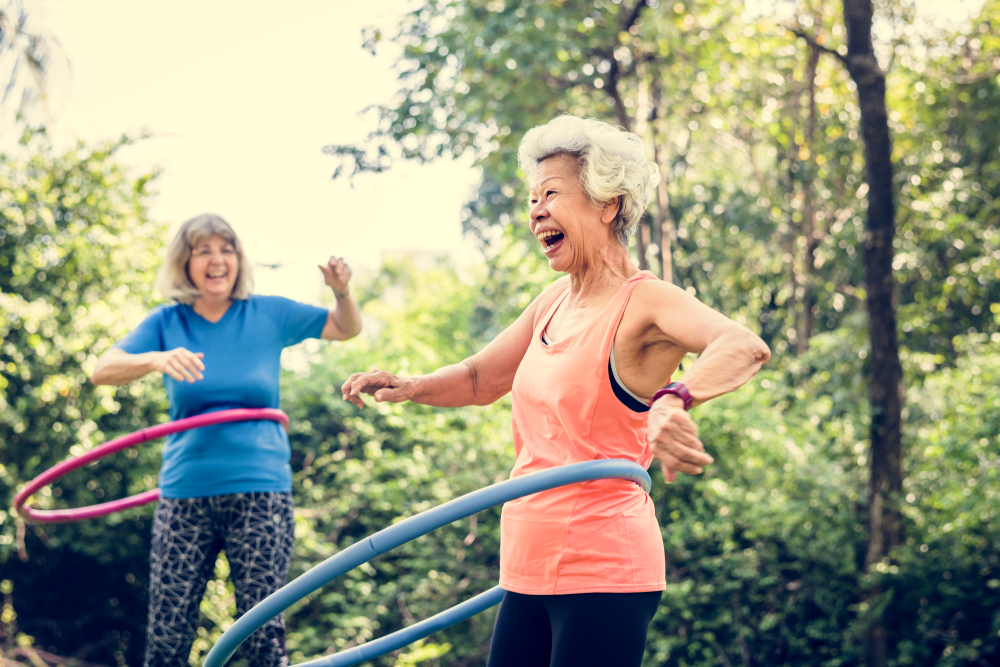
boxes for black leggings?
[486,590,662,667]
[144,492,295,667]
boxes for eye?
[546,190,556,197]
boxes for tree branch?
[786,26,848,67]
[621,0,649,33]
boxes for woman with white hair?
[91,214,362,667]
[342,115,770,666]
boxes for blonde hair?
[517,115,660,246]
[156,214,254,304]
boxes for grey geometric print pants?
[144,492,295,667]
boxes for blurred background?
[2,1,999,666]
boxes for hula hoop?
[13,408,290,523]
[205,459,651,667]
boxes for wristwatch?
[650,382,693,411]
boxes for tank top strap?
[596,271,658,362]
[532,278,571,337]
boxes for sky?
[24,0,483,303]
[17,0,991,304]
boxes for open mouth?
[537,230,565,250]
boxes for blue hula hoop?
[204,459,652,667]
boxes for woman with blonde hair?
[342,115,771,667]
[92,213,362,667]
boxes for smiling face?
[186,234,239,302]
[528,153,618,274]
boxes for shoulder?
[529,276,571,326]
[144,303,180,324]
[539,275,571,305]
[632,276,688,302]
[628,277,693,320]
[245,294,295,313]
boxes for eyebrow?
[530,176,564,195]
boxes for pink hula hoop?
[13,408,290,524]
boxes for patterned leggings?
[144,492,295,667]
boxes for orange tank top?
[499,271,667,595]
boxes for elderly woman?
[92,214,362,667]
[342,115,770,667]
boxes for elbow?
[463,359,503,406]
[90,367,115,386]
[749,334,771,368]
[90,362,108,386]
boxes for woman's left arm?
[318,256,362,341]
[634,280,771,482]
[636,280,771,406]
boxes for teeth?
[536,230,561,241]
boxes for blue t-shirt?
[114,295,328,498]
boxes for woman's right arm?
[91,348,205,386]
[341,283,560,409]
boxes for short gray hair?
[156,213,254,304]
[517,115,660,246]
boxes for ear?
[600,196,621,225]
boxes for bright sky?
[20,0,989,304]
[26,0,482,303]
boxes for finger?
[181,359,204,381]
[170,359,196,383]
[657,442,713,467]
[652,430,713,465]
[343,374,371,400]
[661,464,672,484]
[659,454,704,476]
[373,387,407,403]
[164,367,185,382]
[349,376,383,399]
[184,351,206,372]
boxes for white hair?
[517,115,661,246]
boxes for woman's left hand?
[647,397,714,483]
[319,256,352,296]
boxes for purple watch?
[651,382,693,411]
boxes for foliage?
[329,0,1000,362]
[0,136,167,666]
[0,0,69,139]
[2,2,1000,667]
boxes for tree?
[0,135,166,665]
[790,1,904,662]
[0,0,68,138]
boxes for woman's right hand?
[341,369,416,408]
[154,348,205,383]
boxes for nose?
[529,200,547,225]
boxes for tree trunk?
[785,68,801,352]
[842,1,904,665]
[799,17,822,353]
[649,77,674,282]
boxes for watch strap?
[651,382,693,411]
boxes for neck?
[566,241,639,302]
[192,296,233,322]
